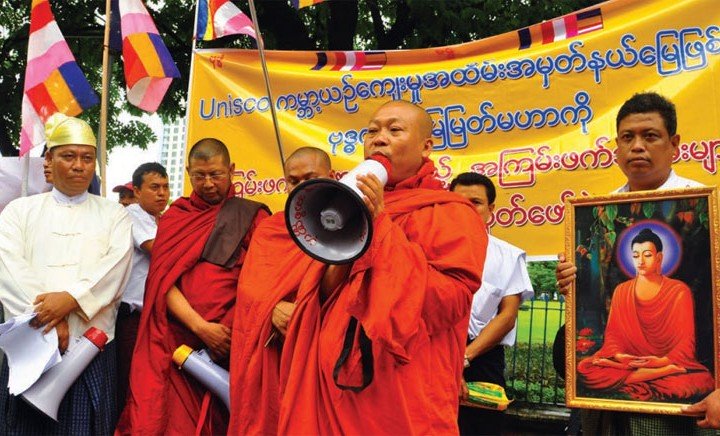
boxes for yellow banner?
[186,0,720,256]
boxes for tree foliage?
[0,0,602,156]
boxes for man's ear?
[489,203,496,214]
[421,137,433,158]
[670,134,680,159]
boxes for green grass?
[515,300,565,344]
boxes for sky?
[106,113,163,202]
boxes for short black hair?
[188,138,230,165]
[631,228,663,252]
[449,172,496,204]
[616,92,677,136]
[132,162,168,189]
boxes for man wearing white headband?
[0,113,132,434]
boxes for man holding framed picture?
[556,92,717,434]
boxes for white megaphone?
[285,154,391,264]
[21,327,108,421]
[172,345,230,409]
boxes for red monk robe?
[578,277,714,401]
[277,159,487,434]
[117,189,268,435]
[228,212,324,435]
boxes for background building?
[160,118,187,200]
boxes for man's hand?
[459,376,469,402]
[555,253,577,296]
[56,318,70,353]
[31,291,80,333]
[271,301,296,336]
[195,321,231,361]
[682,388,720,428]
[356,173,384,220]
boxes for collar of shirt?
[51,187,89,205]
[615,169,679,193]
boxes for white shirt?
[468,235,535,346]
[121,203,158,312]
[615,169,703,192]
[0,189,132,342]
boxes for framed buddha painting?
[564,187,719,414]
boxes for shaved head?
[283,147,333,192]
[188,138,231,165]
[378,100,433,138]
[284,147,331,174]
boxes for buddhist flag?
[20,0,99,156]
[196,0,256,41]
[116,0,180,112]
[311,51,387,71]
[291,0,327,9]
[518,7,603,50]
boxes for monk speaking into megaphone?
[274,100,488,434]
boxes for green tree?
[527,261,558,296]
[0,0,602,156]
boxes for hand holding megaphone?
[21,327,108,421]
[285,155,392,264]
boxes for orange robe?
[117,191,268,435]
[578,277,714,401]
[228,212,322,435]
[278,160,487,434]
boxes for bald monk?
[228,147,332,435]
[117,138,269,435]
[277,100,487,434]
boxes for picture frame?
[564,187,719,414]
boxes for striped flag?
[312,51,387,71]
[20,0,99,156]
[518,7,603,50]
[291,0,327,9]
[117,0,180,112]
[196,0,256,41]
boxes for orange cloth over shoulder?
[278,159,488,434]
[228,212,324,435]
[578,277,714,401]
[117,190,268,435]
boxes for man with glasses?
[118,138,270,435]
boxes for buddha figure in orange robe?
[577,228,714,401]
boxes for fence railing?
[506,296,566,406]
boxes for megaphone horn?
[285,155,391,264]
[21,327,108,421]
[173,345,230,409]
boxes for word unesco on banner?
[197,25,720,122]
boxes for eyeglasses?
[189,172,229,183]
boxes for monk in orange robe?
[228,147,332,435]
[277,100,487,434]
[578,228,714,401]
[117,139,269,435]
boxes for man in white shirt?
[555,92,712,435]
[0,113,132,434]
[451,172,534,436]
[115,162,169,410]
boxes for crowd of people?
[0,93,718,435]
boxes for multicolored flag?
[311,51,387,71]
[517,7,603,50]
[291,0,327,9]
[196,0,256,41]
[20,0,99,156]
[116,0,180,112]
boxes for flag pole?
[98,0,113,197]
[247,0,286,167]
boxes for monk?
[277,100,487,434]
[117,138,269,435]
[577,228,713,401]
[228,146,332,435]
